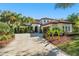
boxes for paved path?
[0,33,68,56]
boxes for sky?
[0,3,79,19]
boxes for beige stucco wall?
[31,23,72,33]
[32,24,41,32]
[41,23,72,33]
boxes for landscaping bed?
[49,35,79,56]
[0,22,15,47]
[65,32,79,36]
[44,31,79,55]
[0,34,15,47]
[46,36,71,46]
[58,39,79,56]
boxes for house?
[41,20,73,33]
[28,17,73,33]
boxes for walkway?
[0,33,68,56]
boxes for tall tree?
[67,13,79,32]
[0,10,17,23]
[26,17,34,23]
[22,16,27,23]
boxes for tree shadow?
[0,46,5,49]
[32,48,60,56]
[46,48,60,56]
[30,33,43,37]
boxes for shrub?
[7,35,12,39]
[0,22,10,34]
[0,22,14,41]
[72,35,79,40]
[19,26,26,33]
[59,40,79,56]
[14,25,28,33]
[0,35,8,41]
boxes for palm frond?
[55,3,75,9]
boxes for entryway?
[35,26,38,32]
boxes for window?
[44,20,46,22]
[63,26,64,32]
[65,26,67,32]
[68,26,70,32]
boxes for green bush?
[19,26,26,33]
[0,22,14,41]
[0,22,10,34]
[7,35,12,39]
[59,40,79,56]
[14,25,29,33]
[0,35,8,41]
[0,34,14,41]
[72,35,79,40]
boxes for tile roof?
[41,20,73,26]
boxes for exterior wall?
[57,23,63,31]
[57,23,72,33]
[41,20,46,24]
[32,24,41,32]
[41,23,72,33]
[63,24,72,32]
[70,24,72,32]
[50,24,58,30]
[41,20,51,24]
[31,20,73,33]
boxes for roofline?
[41,22,73,26]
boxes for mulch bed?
[47,36,72,45]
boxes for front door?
[35,26,38,32]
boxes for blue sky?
[0,3,79,19]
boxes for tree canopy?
[55,3,75,9]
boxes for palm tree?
[26,17,34,23]
[0,11,17,24]
[15,13,23,25]
[0,10,10,22]
[67,13,78,22]
[55,3,75,9]
[22,16,27,24]
[54,3,79,32]
[67,13,79,32]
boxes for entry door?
[35,26,38,32]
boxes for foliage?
[46,27,63,36]
[0,34,14,41]
[0,35,8,41]
[67,13,79,32]
[19,26,27,33]
[72,35,79,40]
[0,22,14,41]
[14,26,29,33]
[43,27,64,40]
[0,10,35,33]
[59,38,79,56]
[58,31,79,55]
[25,17,34,24]
[55,3,75,9]
[0,22,10,34]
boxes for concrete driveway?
[0,33,68,56]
